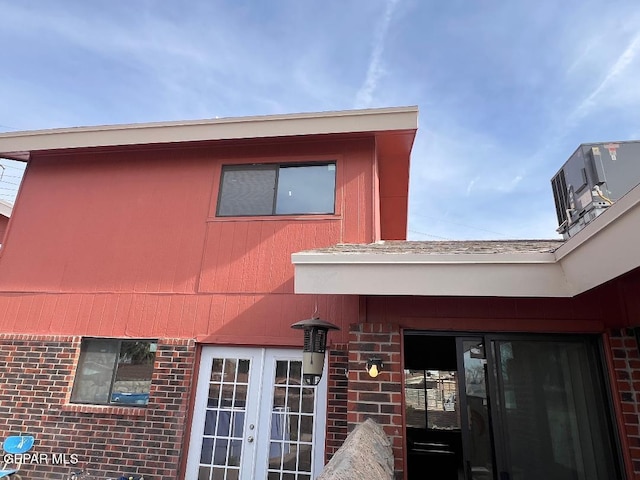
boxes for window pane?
[218,167,276,216]
[275,164,335,215]
[71,339,118,404]
[111,341,156,405]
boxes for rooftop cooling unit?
[551,141,640,238]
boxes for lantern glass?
[291,317,339,386]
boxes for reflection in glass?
[301,388,314,414]
[198,466,210,480]
[275,164,336,215]
[462,340,493,480]
[210,358,223,380]
[208,383,220,408]
[204,411,217,436]
[200,357,249,478]
[298,445,312,472]
[223,359,237,382]
[273,387,286,408]
[496,340,617,480]
[268,360,316,478]
[404,369,459,430]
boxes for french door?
[458,336,621,480]
[185,347,327,480]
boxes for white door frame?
[185,346,328,479]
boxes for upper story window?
[217,162,336,217]
[70,338,157,406]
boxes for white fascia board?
[0,200,13,218]
[293,261,570,297]
[555,182,640,295]
[0,106,418,158]
[292,252,558,265]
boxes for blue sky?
[1,0,639,239]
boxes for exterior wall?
[326,344,349,461]
[0,136,376,345]
[0,334,195,480]
[347,323,403,480]
[335,278,640,480]
[608,328,640,479]
[0,134,388,479]
[0,214,8,242]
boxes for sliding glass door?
[487,337,620,480]
[405,333,622,480]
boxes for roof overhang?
[0,200,12,218]
[0,106,418,161]
[293,182,640,298]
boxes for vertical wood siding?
[0,136,375,345]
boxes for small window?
[217,163,336,216]
[70,339,157,406]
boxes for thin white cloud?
[570,33,640,122]
[466,178,477,196]
[354,0,400,108]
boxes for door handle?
[247,436,254,443]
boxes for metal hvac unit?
[551,141,640,238]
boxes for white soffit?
[554,179,640,295]
[293,183,640,298]
[0,200,13,218]
[0,106,418,160]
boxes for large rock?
[318,419,394,480]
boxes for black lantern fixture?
[291,316,339,386]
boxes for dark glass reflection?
[275,164,335,214]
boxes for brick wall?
[609,328,640,479]
[325,344,348,461]
[0,334,195,480]
[347,324,403,479]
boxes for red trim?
[400,317,605,333]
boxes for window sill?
[207,215,342,222]
[60,403,147,417]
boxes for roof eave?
[293,259,571,297]
[0,106,418,160]
[292,183,640,298]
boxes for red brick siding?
[347,323,404,479]
[0,334,195,480]
[609,328,640,479]
[325,344,349,461]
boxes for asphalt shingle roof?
[304,240,565,255]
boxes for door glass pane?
[404,369,460,430]
[199,357,248,479]
[461,340,494,480]
[496,340,617,480]
[268,360,316,477]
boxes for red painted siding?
[0,136,379,345]
[0,215,8,243]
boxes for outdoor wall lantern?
[291,316,339,386]
[366,356,384,378]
